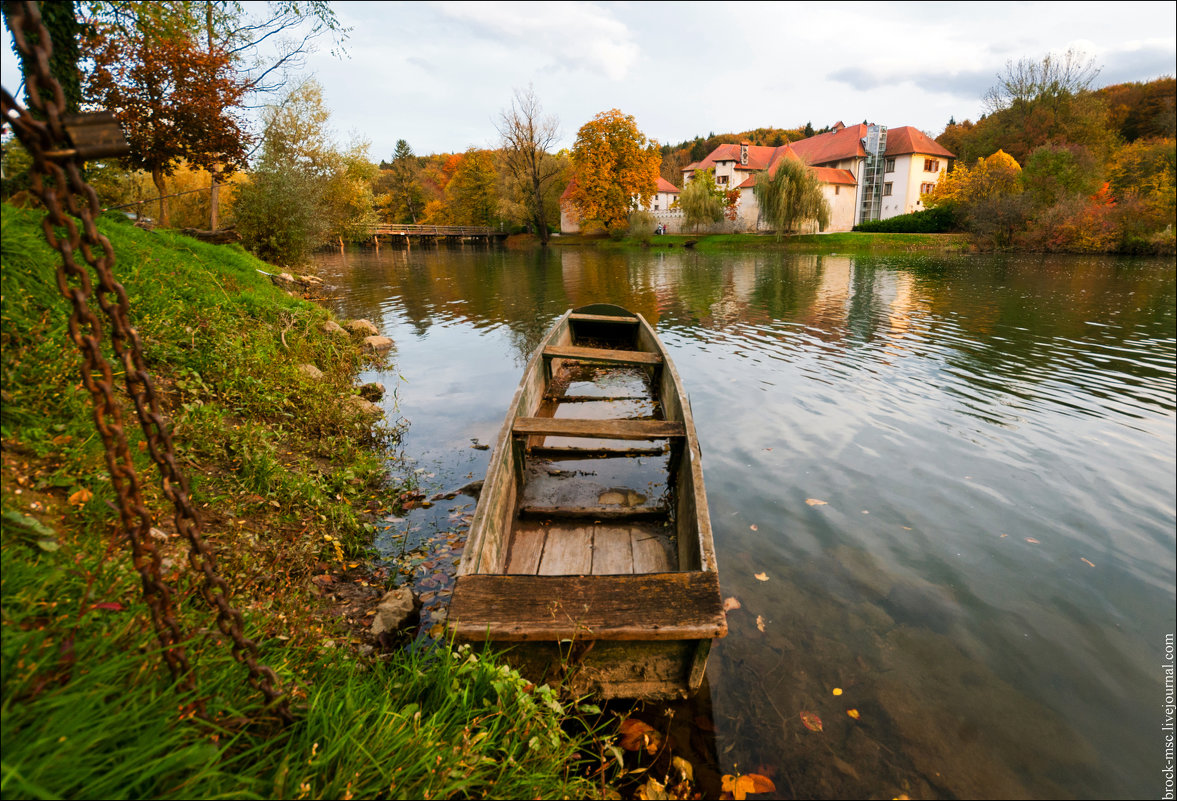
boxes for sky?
[2,1,1175,161]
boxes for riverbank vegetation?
[0,204,608,798]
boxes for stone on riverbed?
[342,395,382,417]
[358,382,385,401]
[323,319,347,336]
[371,587,417,635]
[346,318,379,337]
[362,335,394,353]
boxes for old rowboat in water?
[449,304,726,699]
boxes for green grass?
[552,230,968,253]
[1,204,611,799]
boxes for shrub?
[853,206,957,233]
[626,209,657,241]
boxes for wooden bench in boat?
[542,345,662,368]
[513,417,684,440]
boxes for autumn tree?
[445,148,499,227]
[82,17,249,227]
[926,150,1027,248]
[496,86,561,243]
[569,109,660,232]
[378,139,425,223]
[752,157,829,237]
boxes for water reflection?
[314,244,1175,799]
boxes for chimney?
[740,141,749,165]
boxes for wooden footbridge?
[368,223,508,248]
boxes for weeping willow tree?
[679,167,725,231]
[753,158,830,238]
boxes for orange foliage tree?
[83,21,249,227]
[569,109,660,232]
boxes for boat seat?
[568,312,640,325]
[513,417,685,440]
[542,345,662,366]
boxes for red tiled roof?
[789,124,869,165]
[656,177,680,193]
[811,166,857,185]
[560,179,577,202]
[884,126,955,158]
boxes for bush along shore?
[0,204,613,799]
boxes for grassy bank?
[551,231,970,254]
[0,205,607,798]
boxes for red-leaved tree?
[83,22,249,227]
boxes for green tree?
[569,109,660,232]
[1020,144,1101,209]
[752,157,830,237]
[445,148,499,227]
[496,86,561,243]
[3,0,81,114]
[679,167,725,231]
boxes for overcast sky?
[3,1,1175,160]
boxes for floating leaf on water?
[847,708,861,719]
[799,710,823,732]
[749,524,758,531]
[723,596,741,612]
[756,615,766,632]
[805,498,827,507]
[427,622,446,639]
[754,572,769,582]
[832,687,843,696]
[68,488,93,507]
[1081,557,1096,567]
[1025,537,1040,544]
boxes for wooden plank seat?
[568,312,640,325]
[518,504,669,521]
[543,345,662,366]
[513,417,685,440]
[449,572,727,641]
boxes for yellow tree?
[569,109,660,232]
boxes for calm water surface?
[314,245,1175,799]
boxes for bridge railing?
[371,224,496,236]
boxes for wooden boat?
[449,304,726,700]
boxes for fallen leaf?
[723,596,742,611]
[619,718,662,754]
[832,687,843,696]
[805,498,827,506]
[847,708,861,719]
[756,615,766,632]
[1081,557,1095,567]
[672,756,694,783]
[1025,537,1040,544]
[721,774,777,801]
[754,572,769,582]
[799,710,823,732]
[68,488,93,507]
[91,602,124,612]
[749,524,758,531]
[638,776,667,800]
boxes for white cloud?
[433,1,638,80]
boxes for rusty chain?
[2,1,291,723]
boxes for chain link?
[2,1,291,723]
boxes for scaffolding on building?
[858,124,888,225]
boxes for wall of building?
[878,153,946,219]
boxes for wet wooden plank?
[537,525,593,575]
[449,572,727,641]
[592,527,634,575]
[543,345,661,366]
[632,531,676,573]
[519,504,668,521]
[528,445,666,459]
[505,523,547,574]
[514,417,684,440]
[569,313,640,324]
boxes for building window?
[716,175,729,185]
[923,158,940,172]
[834,186,840,195]
[654,203,659,210]
[920,182,935,194]
[885,157,895,173]
[883,182,893,196]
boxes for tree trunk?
[209,168,220,231]
[152,167,169,227]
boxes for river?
[314,243,1175,799]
